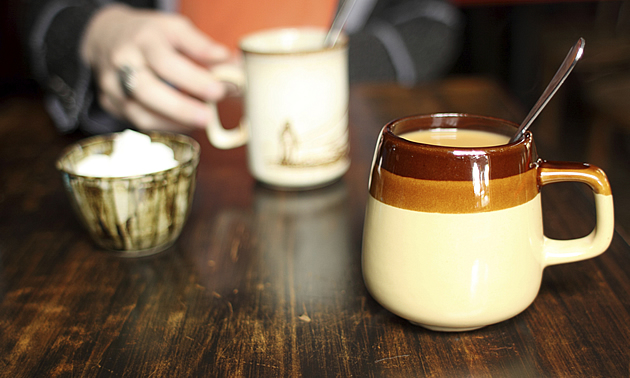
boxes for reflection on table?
[0,77,628,377]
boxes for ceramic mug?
[207,27,350,190]
[362,113,615,332]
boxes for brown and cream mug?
[362,113,615,332]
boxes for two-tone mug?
[362,113,615,331]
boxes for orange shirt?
[179,0,339,52]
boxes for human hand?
[81,4,237,132]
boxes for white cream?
[75,130,178,177]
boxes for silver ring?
[118,65,136,97]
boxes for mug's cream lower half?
[362,194,545,331]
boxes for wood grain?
[0,79,628,377]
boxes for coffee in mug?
[401,128,510,147]
[362,113,615,331]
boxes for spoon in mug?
[324,0,357,47]
[509,38,585,144]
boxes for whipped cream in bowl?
[74,130,180,178]
[56,130,201,257]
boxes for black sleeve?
[348,0,463,85]
[24,0,102,133]
[22,0,144,134]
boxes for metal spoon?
[324,0,357,47]
[509,37,585,143]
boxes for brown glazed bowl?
[56,132,200,257]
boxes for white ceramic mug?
[362,114,615,332]
[207,28,350,190]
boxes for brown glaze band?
[371,168,539,213]
[372,114,537,181]
[369,114,614,214]
[369,114,541,213]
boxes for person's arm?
[23,0,234,134]
[81,3,233,133]
[23,0,110,134]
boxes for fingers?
[99,87,195,133]
[126,101,193,132]
[133,68,212,127]
[99,63,210,130]
[97,42,217,129]
[85,8,237,132]
[142,38,228,102]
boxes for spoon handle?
[324,0,357,47]
[509,37,585,144]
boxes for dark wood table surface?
[1,77,629,377]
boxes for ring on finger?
[118,65,137,97]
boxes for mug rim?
[369,112,541,213]
[384,113,529,152]
[372,113,537,182]
[239,27,348,56]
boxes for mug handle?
[538,160,615,267]
[205,64,249,149]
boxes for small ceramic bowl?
[56,131,200,257]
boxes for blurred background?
[450,0,630,240]
[2,0,628,238]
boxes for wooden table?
[1,77,629,377]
